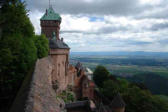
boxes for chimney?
[61,38,64,42]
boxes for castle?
[41,6,71,92]
[40,6,125,112]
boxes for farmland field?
[70,52,168,95]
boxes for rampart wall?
[10,57,66,112]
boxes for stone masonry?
[25,57,64,112]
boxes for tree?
[92,66,168,112]
[100,77,168,112]
[34,34,49,58]
[0,1,48,111]
[93,65,109,87]
[0,0,34,37]
[102,80,120,99]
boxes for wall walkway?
[10,57,64,112]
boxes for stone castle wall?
[50,54,68,91]
[25,57,63,112]
[49,49,70,92]
[67,65,77,86]
[10,57,65,112]
[10,55,93,112]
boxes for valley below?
[70,51,168,98]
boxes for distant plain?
[70,51,168,96]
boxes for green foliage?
[34,34,49,58]
[156,95,168,102]
[99,67,168,112]
[0,0,34,37]
[101,80,120,99]
[0,33,37,111]
[0,0,49,111]
[127,73,168,95]
[93,65,109,87]
[57,91,75,103]
[0,48,13,68]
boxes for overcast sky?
[26,0,168,52]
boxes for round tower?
[49,32,70,92]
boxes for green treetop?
[93,65,110,87]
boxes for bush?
[57,91,75,103]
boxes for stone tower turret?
[40,6,61,39]
[49,32,70,92]
[41,6,70,92]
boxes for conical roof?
[40,7,61,21]
[111,93,125,108]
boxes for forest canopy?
[0,0,49,111]
[93,65,168,112]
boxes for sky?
[25,0,168,52]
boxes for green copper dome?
[40,7,61,21]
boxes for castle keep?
[40,6,61,39]
[10,6,126,112]
[40,7,70,92]
[39,6,125,112]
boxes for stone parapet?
[25,57,64,112]
[10,57,65,112]
[49,49,69,55]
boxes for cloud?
[28,10,43,34]
[25,0,168,52]
[150,22,168,31]
[26,0,148,16]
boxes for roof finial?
[49,0,51,8]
